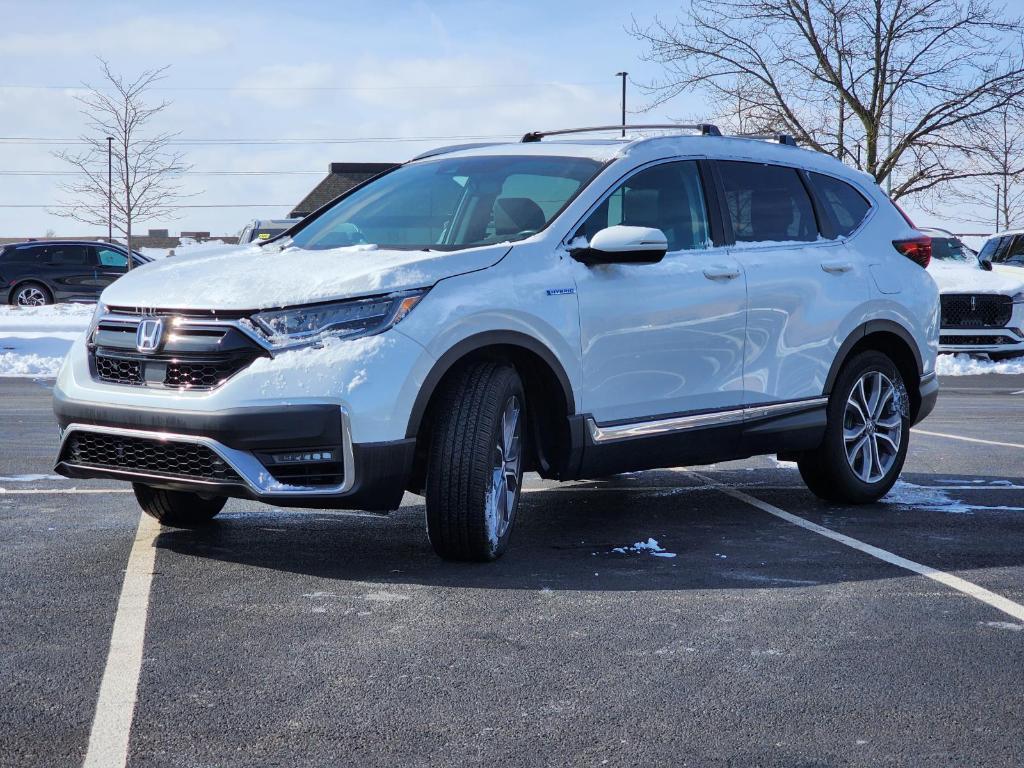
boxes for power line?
[0,81,605,92]
[0,134,519,146]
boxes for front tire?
[133,483,226,526]
[798,350,910,504]
[425,362,526,561]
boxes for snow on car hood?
[927,259,1024,296]
[100,242,512,310]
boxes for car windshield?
[930,236,975,262]
[289,155,603,251]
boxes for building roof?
[289,162,398,218]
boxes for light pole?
[106,136,113,242]
[615,72,628,137]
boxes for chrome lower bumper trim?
[56,409,355,497]
[586,397,828,444]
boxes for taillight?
[893,236,932,268]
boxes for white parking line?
[83,512,161,768]
[690,471,1024,623]
[913,428,1024,450]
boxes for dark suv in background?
[0,240,149,305]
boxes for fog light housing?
[270,450,334,464]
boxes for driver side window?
[578,161,710,252]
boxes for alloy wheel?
[844,370,903,484]
[16,286,47,306]
[486,395,522,543]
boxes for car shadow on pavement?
[153,469,1024,592]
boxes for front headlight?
[251,289,427,348]
[87,301,107,340]
[1013,291,1024,305]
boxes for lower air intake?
[62,432,240,482]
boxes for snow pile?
[0,304,90,378]
[139,239,231,260]
[612,537,677,558]
[936,353,1024,376]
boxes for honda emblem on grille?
[136,318,164,353]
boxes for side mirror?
[570,225,668,266]
[980,258,993,271]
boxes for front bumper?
[938,326,1024,356]
[54,407,415,510]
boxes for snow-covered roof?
[412,133,857,179]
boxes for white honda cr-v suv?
[53,125,939,561]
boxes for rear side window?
[5,246,45,263]
[717,161,817,243]
[809,173,871,237]
[45,245,90,266]
[578,160,710,252]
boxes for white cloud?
[0,17,229,58]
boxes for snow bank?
[0,304,90,378]
[139,239,231,260]
[936,353,1024,376]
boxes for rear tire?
[11,281,52,306]
[425,361,526,562]
[133,483,226,527]
[798,350,910,504]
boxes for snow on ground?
[611,537,677,558]
[883,480,1024,514]
[0,304,90,378]
[936,353,1024,376]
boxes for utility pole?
[615,72,628,137]
[106,136,113,242]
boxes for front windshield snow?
[289,155,603,252]
[930,236,976,262]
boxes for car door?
[39,244,94,301]
[573,159,747,424]
[715,160,869,404]
[91,245,129,293]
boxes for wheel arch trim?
[824,320,924,397]
[405,330,575,439]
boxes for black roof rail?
[733,132,799,147]
[410,142,506,161]
[521,123,722,142]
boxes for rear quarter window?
[809,172,872,237]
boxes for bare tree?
[945,106,1024,230]
[52,59,190,265]
[632,0,1024,200]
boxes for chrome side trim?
[586,397,828,444]
[57,408,355,497]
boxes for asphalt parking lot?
[2,375,1023,767]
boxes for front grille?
[164,359,251,389]
[943,334,1019,346]
[940,294,1012,328]
[95,354,144,385]
[89,315,265,390]
[63,432,240,482]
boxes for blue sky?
[0,0,702,237]
[0,0,957,238]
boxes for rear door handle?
[703,265,741,281]
[821,261,853,274]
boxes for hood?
[927,259,1024,296]
[100,242,511,311]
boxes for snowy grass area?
[936,352,1024,376]
[0,303,91,378]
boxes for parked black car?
[0,240,150,306]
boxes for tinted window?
[978,236,1012,263]
[6,246,45,264]
[290,155,602,251]
[578,161,710,252]
[718,161,818,243]
[95,247,128,268]
[45,245,90,266]
[928,237,974,262]
[1003,235,1024,264]
[810,173,871,237]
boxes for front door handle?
[821,261,853,274]
[703,265,741,281]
